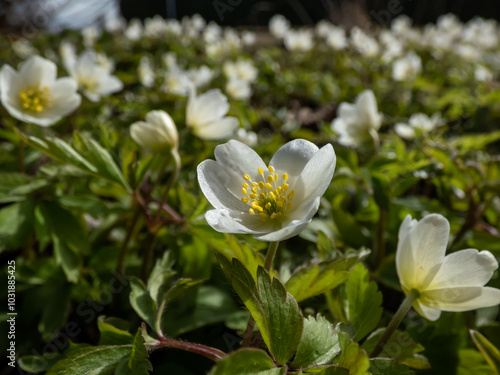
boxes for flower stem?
[152,149,181,226]
[151,336,226,362]
[242,241,280,347]
[116,207,141,275]
[370,289,419,358]
[264,241,280,272]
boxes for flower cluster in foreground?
[396,214,500,321]
[197,139,336,241]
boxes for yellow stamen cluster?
[241,165,295,221]
[78,77,99,94]
[19,84,51,113]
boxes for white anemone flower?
[67,50,123,102]
[130,110,178,153]
[0,55,81,126]
[226,78,252,100]
[395,113,442,140]
[331,89,382,147]
[284,29,314,52]
[392,52,422,81]
[396,214,500,321]
[197,139,336,241]
[186,89,239,140]
[269,14,290,39]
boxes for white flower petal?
[395,124,416,140]
[254,219,311,242]
[205,208,268,235]
[214,140,267,182]
[97,75,123,95]
[0,64,22,98]
[197,159,248,211]
[295,143,336,205]
[396,214,449,291]
[420,286,500,311]
[192,116,238,140]
[187,89,229,126]
[19,55,56,87]
[269,139,319,178]
[427,249,498,290]
[413,300,442,321]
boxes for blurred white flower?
[125,18,143,41]
[162,72,193,96]
[462,18,498,49]
[241,31,257,46]
[59,40,77,70]
[130,110,178,153]
[67,50,123,102]
[331,89,382,147]
[81,26,101,48]
[474,66,493,82]
[396,214,500,321]
[455,44,481,62]
[223,59,258,83]
[186,89,239,140]
[284,29,314,52]
[197,139,336,241]
[395,113,442,140]
[12,39,38,59]
[269,14,291,39]
[95,52,114,73]
[138,56,155,88]
[392,52,422,81]
[235,128,258,147]
[350,27,379,57]
[315,20,333,38]
[203,22,222,44]
[325,27,347,50]
[186,66,214,88]
[0,55,81,126]
[226,78,252,100]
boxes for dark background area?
[120,0,500,27]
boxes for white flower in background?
[95,52,115,73]
[396,214,500,321]
[144,15,168,38]
[59,41,77,71]
[67,50,123,102]
[462,18,498,49]
[235,128,258,147]
[284,29,314,52]
[474,66,493,82]
[81,26,101,48]
[164,19,182,36]
[391,15,412,35]
[325,26,347,50]
[125,18,143,41]
[0,55,81,126]
[182,14,206,37]
[186,66,214,88]
[226,78,252,100]
[392,52,422,81]
[138,56,155,88]
[350,27,379,57]
[455,44,482,62]
[379,30,404,62]
[223,28,242,50]
[12,39,38,59]
[186,89,239,140]
[105,17,125,33]
[331,89,382,147]
[269,14,290,39]
[203,22,222,44]
[316,20,333,38]
[223,59,258,83]
[162,72,193,96]
[395,113,442,140]
[162,52,178,71]
[197,139,336,241]
[241,31,256,46]
[130,110,178,153]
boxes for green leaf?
[147,251,176,304]
[52,234,81,283]
[209,348,285,375]
[452,131,500,151]
[257,266,303,365]
[285,260,349,302]
[344,263,382,341]
[129,277,156,330]
[98,317,134,346]
[470,330,500,373]
[46,346,132,375]
[18,354,61,373]
[115,329,152,375]
[458,349,495,375]
[369,359,415,375]
[333,333,370,375]
[291,315,341,369]
[0,199,34,251]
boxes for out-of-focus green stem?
[264,241,280,272]
[370,289,419,358]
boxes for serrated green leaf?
[115,329,152,375]
[291,315,341,369]
[209,348,285,375]
[147,251,176,304]
[369,359,415,375]
[98,317,134,346]
[129,277,156,330]
[345,263,382,341]
[333,333,370,375]
[46,346,131,375]
[285,260,349,303]
[257,266,303,366]
[470,330,500,373]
